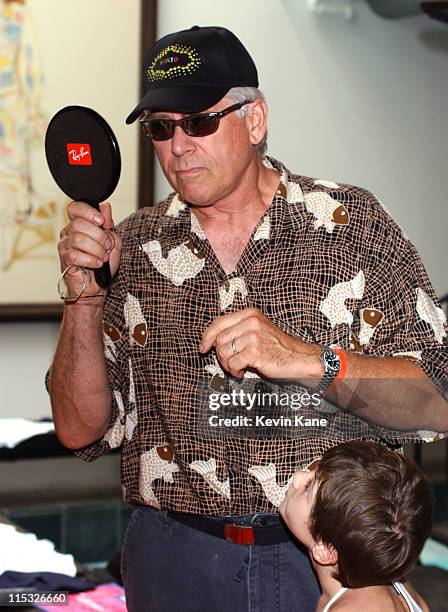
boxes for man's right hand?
[58,200,122,298]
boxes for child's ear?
[311,540,338,566]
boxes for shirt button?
[276,183,287,198]
[230,463,241,474]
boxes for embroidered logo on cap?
[146,44,201,81]
[67,143,92,166]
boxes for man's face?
[279,466,319,549]
[148,98,257,207]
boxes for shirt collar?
[262,156,305,204]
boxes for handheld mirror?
[45,106,121,288]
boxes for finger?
[67,217,112,249]
[216,333,256,376]
[59,233,110,269]
[215,340,251,377]
[67,201,104,225]
[60,247,105,271]
[200,308,260,353]
[226,352,248,378]
[107,227,123,257]
[214,323,261,358]
[99,201,114,231]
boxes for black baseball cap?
[125,25,258,124]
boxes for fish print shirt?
[74,157,448,515]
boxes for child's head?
[280,441,433,588]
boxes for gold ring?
[231,337,239,355]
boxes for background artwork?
[0,0,63,277]
[0,0,153,318]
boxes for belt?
[167,511,292,546]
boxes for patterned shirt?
[74,157,448,515]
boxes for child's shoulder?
[399,581,429,612]
[329,585,404,611]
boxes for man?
[49,26,448,612]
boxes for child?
[279,441,432,611]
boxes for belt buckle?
[224,523,255,545]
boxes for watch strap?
[316,346,341,396]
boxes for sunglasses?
[140,100,252,141]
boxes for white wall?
[1,0,447,419]
[0,322,58,419]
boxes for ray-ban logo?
[67,143,92,165]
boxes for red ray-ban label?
[67,143,92,165]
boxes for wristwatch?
[316,346,341,396]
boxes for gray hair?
[225,86,268,157]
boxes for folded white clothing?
[0,418,54,448]
[0,523,76,576]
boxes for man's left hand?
[199,307,322,380]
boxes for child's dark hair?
[309,441,433,588]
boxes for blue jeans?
[121,507,320,612]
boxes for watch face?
[322,349,341,374]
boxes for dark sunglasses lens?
[147,120,173,141]
[183,115,220,137]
